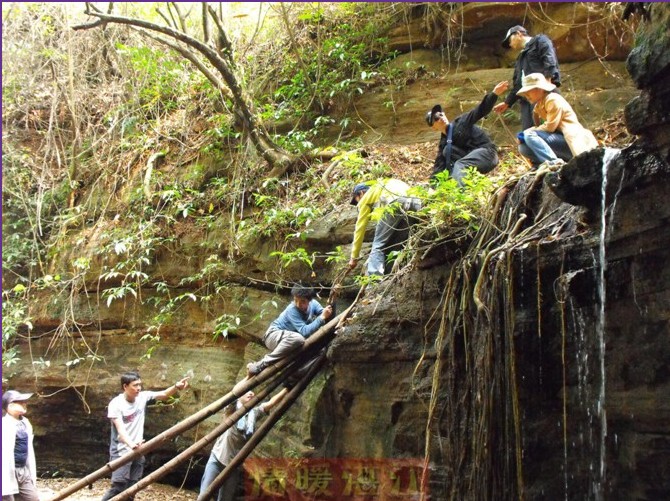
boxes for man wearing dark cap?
[349,179,422,276]
[426,81,509,185]
[494,25,561,129]
[2,390,39,501]
[246,285,333,377]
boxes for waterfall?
[595,148,621,500]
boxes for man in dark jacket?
[426,81,509,185]
[493,25,561,129]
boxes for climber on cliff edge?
[494,24,561,129]
[246,285,333,378]
[426,81,509,185]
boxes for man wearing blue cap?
[349,179,422,276]
[2,390,38,501]
[494,25,561,129]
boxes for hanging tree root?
[418,167,586,499]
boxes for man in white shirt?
[2,390,38,501]
[101,371,190,501]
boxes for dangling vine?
[416,166,586,499]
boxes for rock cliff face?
[4,3,668,499]
[323,4,670,499]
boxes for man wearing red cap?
[2,390,38,501]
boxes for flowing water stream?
[594,148,621,500]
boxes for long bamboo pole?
[47,309,350,501]
[197,353,327,501]
[198,298,361,501]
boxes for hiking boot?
[246,360,267,378]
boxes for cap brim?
[14,392,33,402]
[5,391,34,406]
[427,104,443,127]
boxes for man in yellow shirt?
[348,179,422,276]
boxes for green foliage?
[271,248,316,272]
[116,43,193,119]
[256,3,396,136]
[244,189,321,241]
[213,314,241,340]
[2,286,31,377]
[325,246,347,266]
[411,169,495,231]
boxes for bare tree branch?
[206,4,235,65]
[141,29,230,99]
[201,2,210,45]
[165,3,179,30]
[169,2,187,33]
[155,7,174,29]
[72,8,295,174]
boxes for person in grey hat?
[426,81,509,185]
[2,390,39,501]
[494,25,561,129]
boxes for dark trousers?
[101,455,145,501]
[451,147,499,185]
[519,98,534,130]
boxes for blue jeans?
[199,454,240,501]
[367,199,420,275]
[519,129,572,167]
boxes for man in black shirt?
[494,25,561,129]
[426,81,509,185]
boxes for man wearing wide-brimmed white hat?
[516,72,598,169]
[2,390,39,501]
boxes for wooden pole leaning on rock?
[112,341,335,500]
[197,353,328,501]
[47,308,352,501]
[198,298,361,501]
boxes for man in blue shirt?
[247,286,333,377]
